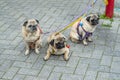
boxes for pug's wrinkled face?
[23,19,39,33]
[86,14,99,26]
[50,37,66,49]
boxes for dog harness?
[77,21,92,41]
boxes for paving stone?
[66,56,79,68]
[61,74,83,80]
[0,54,27,61]
[18,68,39,76]
[0,60,14,72]
[38,65,54,79]
[88,64,110,72]
[97,72,120,80]
[48,72,61,80]
[13,74,25,80]
[12,61,33,68]
[2,67,19,79]
[114,42,120,51]
[100,55,112,66]
[24,76,35,80]
[79,58,100,65]
[0,71,4,78]
[45,59,67,67]
[75,63,88,75]
[53,66,75,74]
[2,50,21,55]
[111,56,120,74]
[84,71,97,80]
[91,49,103,59]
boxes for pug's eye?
[28,25,32,27]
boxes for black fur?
[35,19,39,24]
[49,39,54,46]
[86,16,91,22]
[23,21,28,26]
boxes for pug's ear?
[86,16,91,22]
[23,21,28,26]
[97,14,100,20]
[49,39,54,46]
[62,37,67,42]
[35,19,39,24]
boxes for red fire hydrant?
[105,0,114,18]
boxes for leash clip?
[79,21,83,27]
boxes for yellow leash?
[57,14,86,34]
[103,0,108,5]
[56,0,97,34]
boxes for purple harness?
[77,22,92,41]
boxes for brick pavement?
[0,0,120,80]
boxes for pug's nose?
[33,26,37,30]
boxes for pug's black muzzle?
[91,19,99,25]
[29,25,37,32]
[56,42,65,49]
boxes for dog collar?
[66,44,70,48]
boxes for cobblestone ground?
[0,0,120,80]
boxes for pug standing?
[22,19,42,55]
[44,32,70,61]
[70,14,99,45]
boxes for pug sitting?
[44,32,70,61]
[70,14,99,45]
[22,19,42,55]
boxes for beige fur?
[22,19,42,55]
[70,14,99,45]
[44,32,69,61]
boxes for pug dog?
[70,14,99,45]
[44,32,70,61]
[22,19,42,55]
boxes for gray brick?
[111,59,120,73]
[45,60,67,67]
[0,60,14,72]
[97,72,120,80]
[12,61,33,68]
[0,71,4,78]
[84,71,97,80]
[48,72,61,80]
[38,65,54,79]
[75,63,88,75]
[53,66,75,74]
[88,64,110,72]
[0,24,10,31]
[113,57,120,62]
[97,72,110,80]
[25,53,39,64]
[2,50,21,55]
[114,43,120,51]
[32,58,44,69]
[3,67,19,79]
[0,54,27,61]
[91,50,103,59]
[79,58,100,65]
[18,68,39,76]
[61,74,83,80]
[10,37,23,46]
[100,55,112,66]
[66,56,79,68]
[13,74,25,80]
